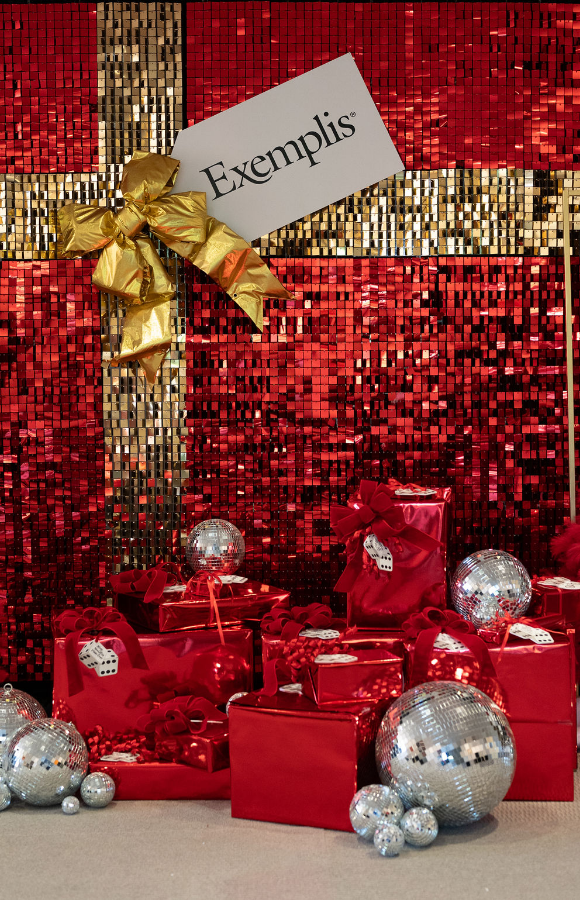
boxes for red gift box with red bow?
[138,696,230,772]
[402,607,577,801]
[51,607,252,737]
[111,563,290,633]
[331,479,451,628]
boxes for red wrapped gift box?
[229,691,384,831]
[114,570,290,634]
[531,576,580,628]
[139,696,230,773]
[52,608,252,736]
[90,759,230,800]
[331,480,451,629]
[302,647,403,707]
[403,610,576,801]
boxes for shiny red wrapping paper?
[115,580,289,633]
[334,484,451,629]
[229,691,383,831]
[155,727,229,773]
[90,759,230,801]
[52,625,253,736]
[404,627,576,801]
[303,647,403,707]
[531,577,580,629]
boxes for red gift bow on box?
[260,603,334,640]
[110,562,184,605]
[402,607,497,688]
[137,696,227,737]
[330,480,443,592]
[477,612,566,663]
[55,607,149,697]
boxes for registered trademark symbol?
[350,112,356,117]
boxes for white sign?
[172,54,403,241]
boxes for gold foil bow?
[57,151,292,382]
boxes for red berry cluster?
[281,637,351,680]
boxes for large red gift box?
[90,759,230,800]
[229,691,383,831]
[403,610,576,801]
[52,608,252,736]
[331,480,451,628]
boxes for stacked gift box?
[50,477,578,819]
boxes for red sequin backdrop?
[1,2,579,678]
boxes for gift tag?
[537,576,580,591]
[509,623,554,644]
[363,533,393,572]
[394,488,437,497]
[299,628,341,640]
[95,649,119,677]
[220,575,248,584]
[100,752,139,763]
[433,633,468,653]
[314,653,358,664]
[163,584,187,594]
[78,639,102,670]
[279,682,303,694]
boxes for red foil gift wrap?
[504,722,577,802]
[52,608,252,735]
[260,604,347,681]
[302,647,403,708]
[89,760,230,802]
[331,480,451,629]
[138,696,229,773]
[114,571,290,634]
[531,576,580,629]
[229,691,383,831]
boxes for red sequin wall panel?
[0,261,106,679]
[185,258,576,601]
[187,2,580,170]
[0,3,98,173]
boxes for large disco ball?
[0,683,45,764]
[450,549,532,624]
[186,519,245,575]
[376,681,516,826]
[4,718,88,806]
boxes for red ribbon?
[261,659,294,696]
[478,612,566,664]
[183,574,226,645]
[110,562,184,605]
[58,607,149,697]
[403,607,497,688]
[330,480,442,592]
[260,603,334,640]
[137,696,227,737]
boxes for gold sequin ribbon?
[57,151,292,382]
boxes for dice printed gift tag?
[78,640,119,676]
[331,479,451,628]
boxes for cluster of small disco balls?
[350,785,438,857]
[0,684,115,815]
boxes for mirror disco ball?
[4,718,88,806]
[186,519,245,575]
[376,681,516,826]
[0,683,45,763]
[450,549,532,624]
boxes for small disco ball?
[0,683,45,764]
[4,718,88,807]
[186,519,245,575]
[373,823,405,857]
[80,772,116,808]
[376,681,516,827]
[400,808,439,847]
[349,784,404,840]
[450,549,532,624]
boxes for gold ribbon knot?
[57,150,292,382]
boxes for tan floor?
[4,773,580,900]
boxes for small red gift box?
[52,607,252,736]
[531,575,580,628]
[229,690,384,831]
[260,603,347,680]
[402,608,576,801]
[112,565,290,633]
[302,647,404,707]
[331,479,451,628]
[90,759,230,800]
[138,696,229,772]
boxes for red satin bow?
[260,603,334,640]
[59,607,148,697]
[137,696,227,737]
[110,562,184,605]
[330,480,442,592]
[402,606,498,689]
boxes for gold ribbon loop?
[57,150,292,382]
